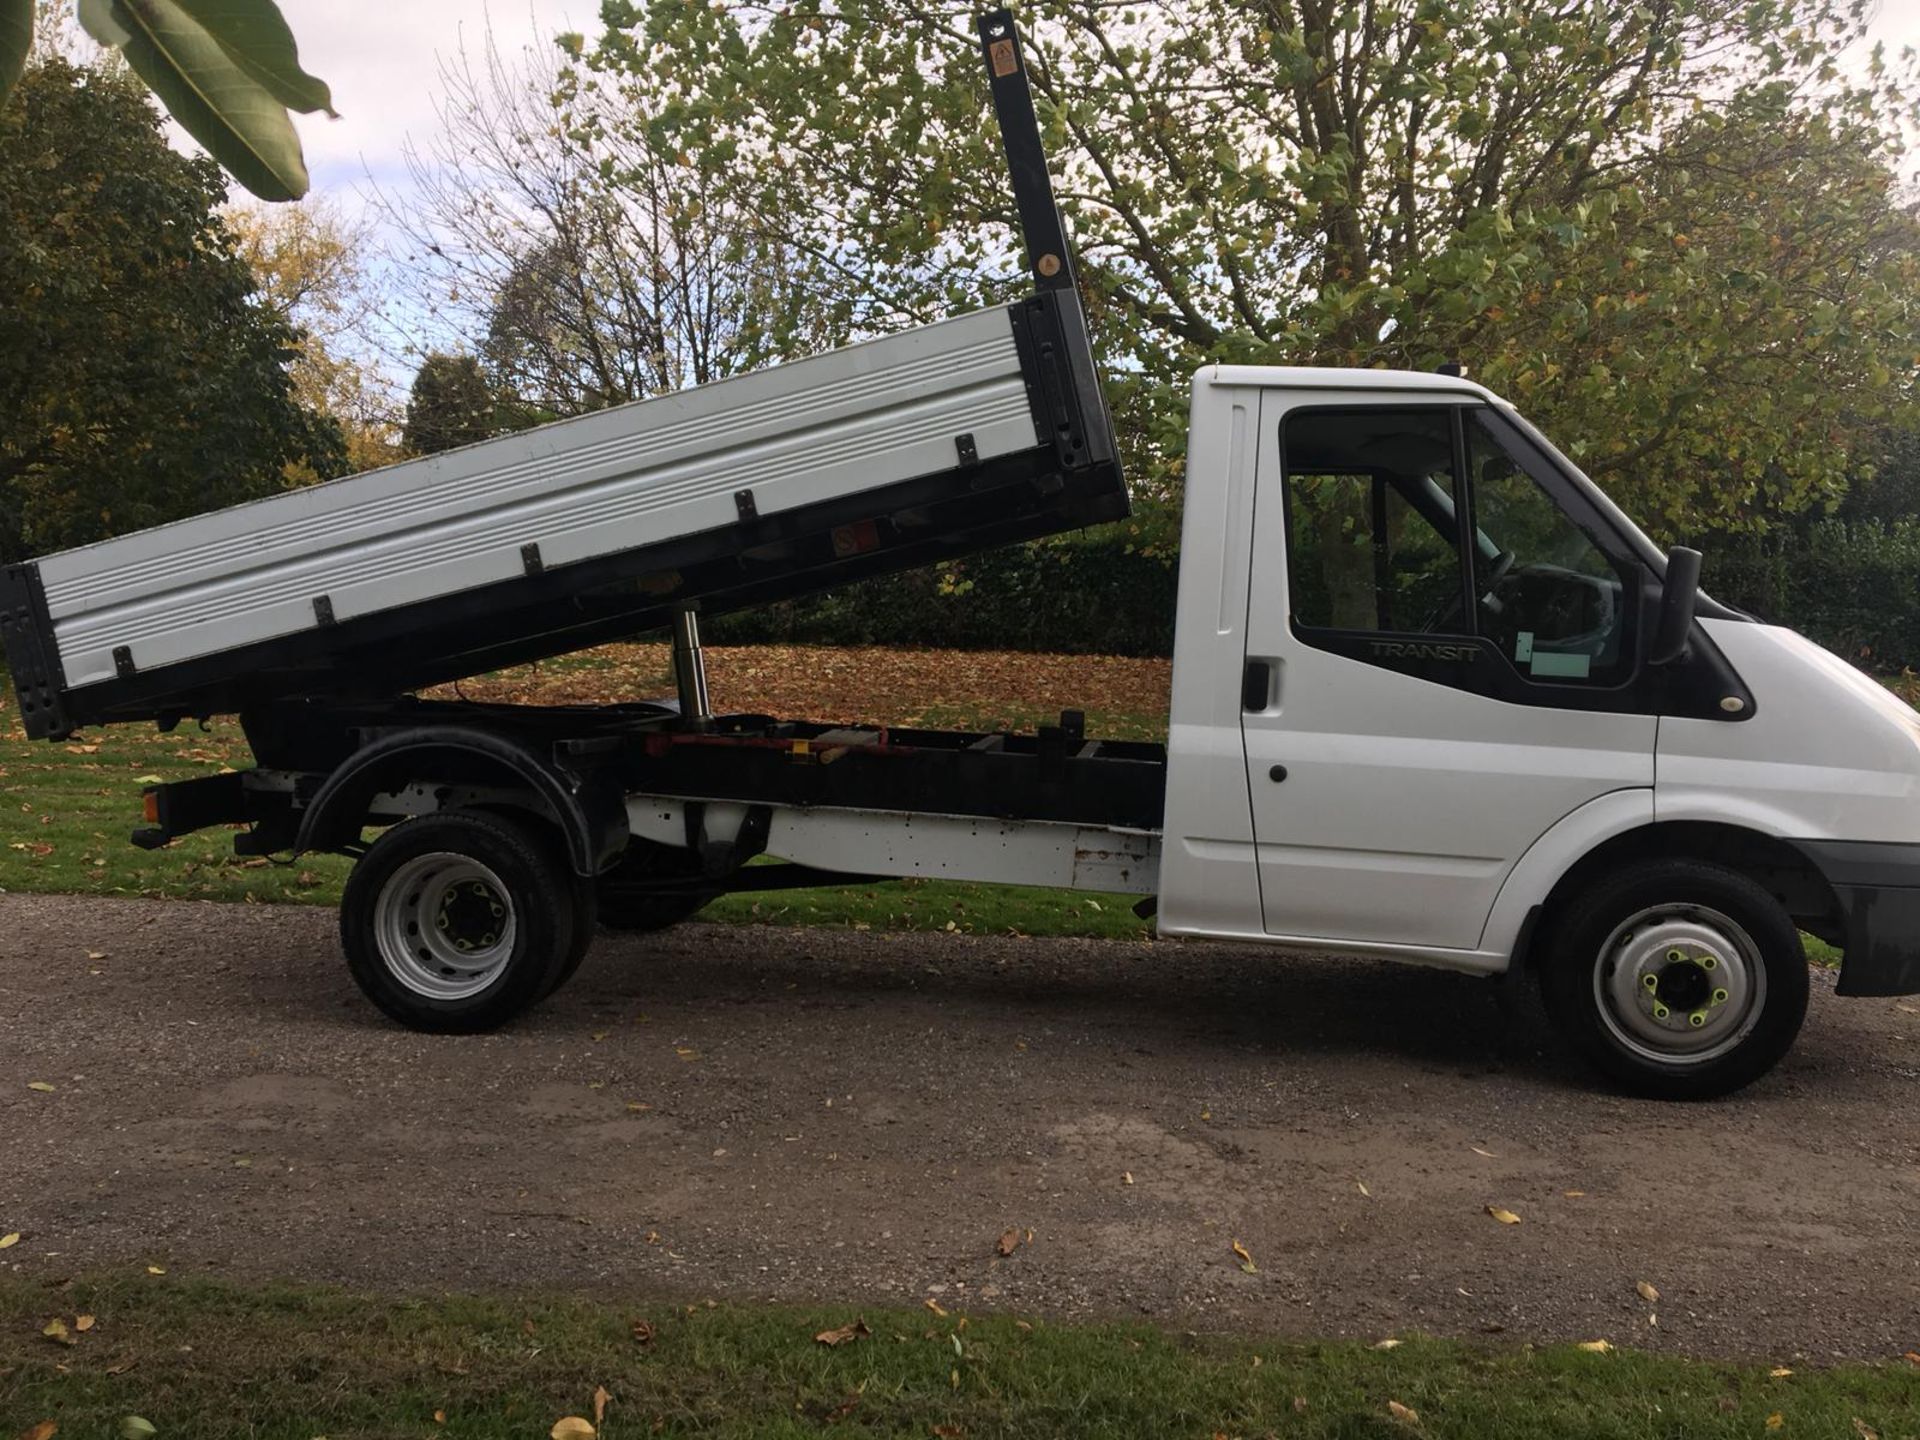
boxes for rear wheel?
[595,839,716,933]
[341,809,582,1033]
[1541,859,1809,1100]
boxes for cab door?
[1241,394,1656,952]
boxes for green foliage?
[104,0,320,201]
[0,0,332,202]
[708,526,1178,656]
[0,0,28,99]
[588,0,1920,529]
[0,56,343,563]
[1709,518,1920,673]
[402,353,498,456]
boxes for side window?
[1282,409,1467,635]
[1464,414,1632,685]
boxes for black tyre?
[595,840,715,933]
[1540,859,1810,1100]
[340,809,583,1033]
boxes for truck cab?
[1160,365,1920,1095]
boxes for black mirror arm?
[1648,545,1703,666]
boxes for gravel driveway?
[2,893,1917,1362]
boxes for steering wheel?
[1420,549,1517,632]
[1477,548,1517,615]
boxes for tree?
[403,354,496,456]
[0,55,343,563]
[1,0,332,201]
[226,199,403,474]
[590,0,1919,535]
[376,27,839,430]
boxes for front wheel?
[340,809,583,1033]
[1540,859,1810,1100]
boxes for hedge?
[707,528,1178,656]
[1705,519,1920,675]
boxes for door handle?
[1241,658,1274,712]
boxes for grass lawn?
[3,1272,1915,1440]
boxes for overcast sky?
[284,1,591,197]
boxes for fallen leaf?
[814,1319,871,1347]
[119,1421,156,1440]
[1232,1239,1257,1274]
[104,1357,138,1376]
[1767,1415,1784,1432]
[825,1393,861,1423]
[1388,1399,1420,1426]
[27,1082,55,1093]
[630,1319,656,1346]
[19,1423,57,1440]
[924,1298,947,1318]
[86,951,106,961]
[1486,1206,1522,1225]
[1293,1397,1309,1413]
[592,1386,610,1425]
[1576,1339,1613,1353]
[1905,1352,1920,1367]
[1636,1280,1660,1304]
[0,1233,19,1249]
[74,1314,95,1332]
[550,1420,595,1440]
[1356,1180,1371,1197]
[134,775,165,785]
[1122,1171,1133,1185]
[1563,1190,1587,1198]
[1373,1337,1403,1350]
[1770,1367,1794,1377]
[1024,1228,1034,1246]
[997,1228,1019,1257]
[1471,1146,1498,1158]
[674,1047,699,1062]
[1853,1421,1879,1440]
[433,1411,446,1425]
[932,1426,964,1438]
[42,1318,76,1346]
[146,1265,165,1276]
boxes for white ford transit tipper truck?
[5,11,1917,1098]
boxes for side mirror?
[1648,546,1703,666]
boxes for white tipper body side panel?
[38,306,1035,689]
[1657,620,1920,843]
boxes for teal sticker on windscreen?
[1514,631,1534,663]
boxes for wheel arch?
[295,726,628,877]
[1514,819,1843,972]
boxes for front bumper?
[1798,840,1920,997]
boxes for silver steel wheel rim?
[1594,903,1766,1066]
[373,851,518,1001]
